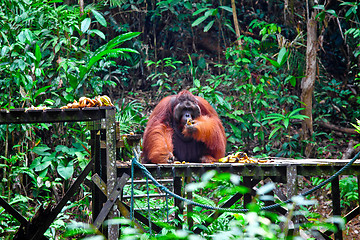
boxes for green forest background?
[0,0,360,239]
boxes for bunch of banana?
[94,95,114,107]
[25,106,50,111]
[218,152,268,163]
[61,95,114,109]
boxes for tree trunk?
[231,0,242,50]
[301,1,318,156]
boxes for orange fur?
[142,90,226,164]
[182,115,226,160]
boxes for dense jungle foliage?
[0,0,360,239]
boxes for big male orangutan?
[142,90,226,164]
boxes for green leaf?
[81,18,91,33]
[35,157,52,172]
[253,146,261,153]
[204,20,214,32]
[88,48,137,71]
[261,55,279,68]
[193,8,209,16]
[269,126,282,139]
[194,79,200,88]
[215,94,224,105]
[68,74,79,90]
[219,6,233,13]
[241,58,251,63]
[285,75,296,87]
[32,145,51,156]
[283,118,289,129]
[17,59,26,71]
[313,4,325,10]
[79,32,140,79]
[316,11,325,21]
[24,29,33,42]
[91,9,107,27]
[277,47,288,67]
[35,44,42,62]
[325,9,338,17]
[55,145,69,153]
[288,108,304,117]
[192,15,208,27]
[184,2,192,10]
[1,46,9,57]
[57,160,74,180]
[205,9,217,17]
[18,31,26,43]
[34,85,51,99]
[90,29,106,40]
[27,52,36,60]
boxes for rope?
[131,150,360,213]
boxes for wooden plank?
[0,107,114,125]
[119,163,288,181]
[18,158,94,240]
[0,196,28,226]
[93,174,130,229]
[91,173,145,233]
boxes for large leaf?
[90,29,106,40]
[81,18,91,33]
[35,155,54,171]
[32,145,51,156]
[192,15,209,27]
[260,55,279,68]
[276,47,288,67]
[91,9,107,27]
[86,32,140,74]
[93,32,141,57]
[57,159,74,180]
[193,7,209,16]
[33,85,51,100]
[35,44,41,63]
[219,6,233,13]
[88,48,138,70]
[204,20,214,32]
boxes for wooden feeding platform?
[117,158,360,178]
[0,107,114,124]
[0,107,359,240]
[117,159,360,240]
[0,107,119,239]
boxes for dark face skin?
[180,109,193,127]
[173,100,200,128]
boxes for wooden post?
[243,177,252,208]
[286,165,298,235]
[89,121,106,224]
[174,176,183,228]
[103,108,118,239]
[332,176,343,240]
[186,176,193,229]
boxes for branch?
[318,121,357,134]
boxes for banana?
[186,119,195,126]
[61,95,114,108]
[100,95,114,106]
[218,152,267,164]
